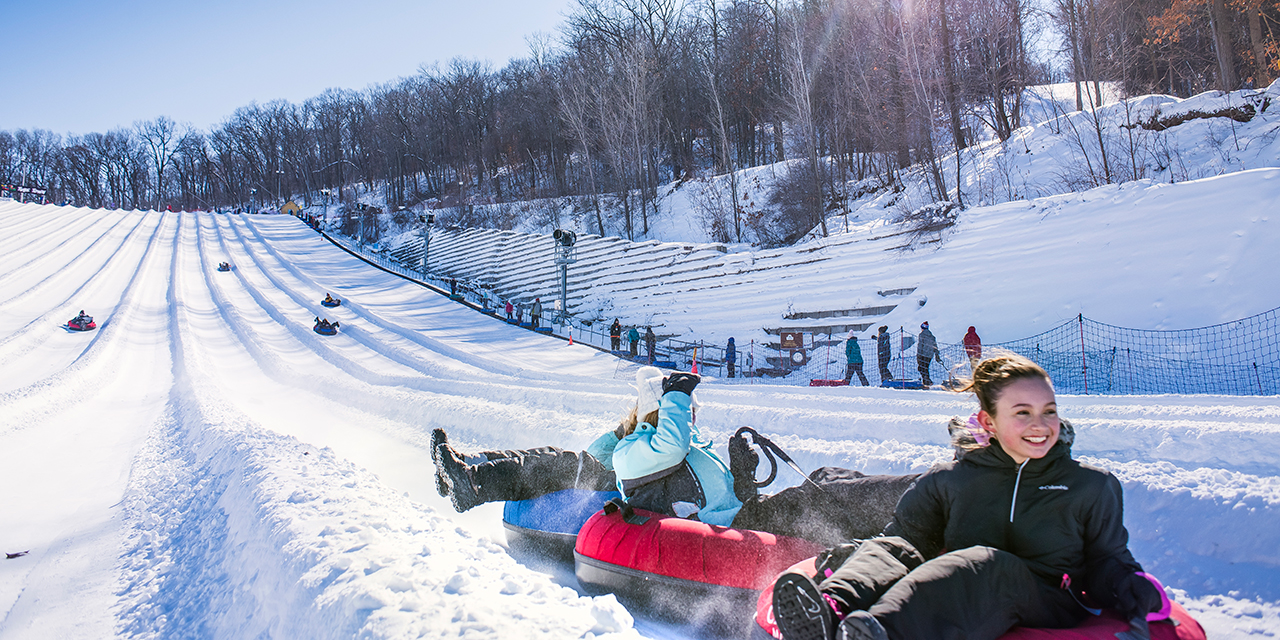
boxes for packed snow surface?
[1,201,1278,638]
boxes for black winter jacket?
[884,419,1142,610]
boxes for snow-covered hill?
[1,203,1278,639]
[477,81,1279,246]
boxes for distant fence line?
[800,310,1279,396]
[317,220,1276,396]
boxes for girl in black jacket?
[771,354,1164,640]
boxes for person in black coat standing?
[610,319,622,352]
[770,354,1164,640]
[726,337,737,378]
[644,327,657,364]
[875,326,892,382]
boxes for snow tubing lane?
[750,557,1208,640]
[574,506,822,629]
[501,489,620,562]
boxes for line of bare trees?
[3,0,1275,245]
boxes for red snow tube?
[67,317,97,331]
[751,557,1207,640]
[574,501,823,633]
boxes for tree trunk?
[1066,0,1085,111]
[1209,0,1239,90]
[939,0,965,153]
[1247,2,1269,86]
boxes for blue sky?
[2,0,573,136]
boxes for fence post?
[1078,314,1088,395]
[897,327,906,381]
[1257,362,1265,396]
[824,331,832,381]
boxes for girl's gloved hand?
[1115,572,1163,620]
[662,373,700,396]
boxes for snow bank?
[117,393,638,640]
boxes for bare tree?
[778,11,827,237]
[137,116,181,210]
[699,52,743,241]
[556,55,608,235]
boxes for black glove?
[662,372,700,396]
[1114,573,1162,620]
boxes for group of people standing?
[844,323,983,387]
[610,319,658,363]
[502,297,545,329]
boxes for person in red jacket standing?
[963,326,982,371]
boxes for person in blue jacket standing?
[844,330,869,386]
[627,326,640,358]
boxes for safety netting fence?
[798,308,1279,396]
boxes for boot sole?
[772,573,833,640]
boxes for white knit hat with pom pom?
[634,366,665,417]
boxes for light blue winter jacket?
[585,430,620,472]
[611,391,742,526]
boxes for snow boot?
[772,572,836,640]
[437,441,482,513]
[728,433,760,503]
[431,428,449,497]
[837,611,888,640]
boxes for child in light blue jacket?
[612,367,741,525]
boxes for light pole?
[418,213,434,279]
[250,188,257,213]
[357,203,366,249]
[320,189,330,229]
[276,170,284,209]
[552,229,577,322]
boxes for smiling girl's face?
[978,376,1060,464]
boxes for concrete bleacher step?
[765,300,902,337]
[763,321,875,336]
[784,304,897,320]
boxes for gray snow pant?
[472,446,616,503]
[732,468,920,547]
[819,537,1086,640]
